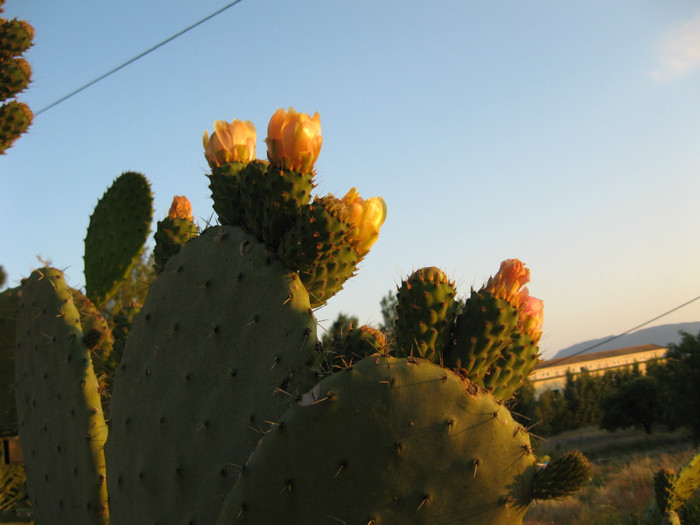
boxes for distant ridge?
[553,322,700,359]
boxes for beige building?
[530,344,668,396]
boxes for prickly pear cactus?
[217,356,538,524]
[84,171,153,307]
[106,225,321,524]
[14,268,108,524]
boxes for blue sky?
[2,1,700,358]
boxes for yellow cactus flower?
[203,119,256,168]
[168,195,194,222]
[265,107,322,173]
[518,287,544,343]
[340,188,387,257]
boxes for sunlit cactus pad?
[217,356,537,525]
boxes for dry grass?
[524,427,699,525]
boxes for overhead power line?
[35,0,244,116]
[545,293,700,368]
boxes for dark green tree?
[647,331,700,438]
[535,389,572,436]
[600,375,662,434]
[0,265,6,289]
[379,290,397,342]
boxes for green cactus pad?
[445,290,519,381]
[217,356,538,524]
[0,101,32,154]
[153,216,199,274]
[14,268,108,524]
[395,267,458,363]
[0,57,30,102]
[208,161,246,226]
[532,450,591,501]
[0,286,20,435]
[106,225,321,524]
[83,171,153,307]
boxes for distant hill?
[553,322,700,359]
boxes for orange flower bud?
[168,196,194,222]
[203,119,256,168]
[339,188,387,257]
[265,107,322,173]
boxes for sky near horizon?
[2,1,700,358]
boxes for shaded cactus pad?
[106,225,320,524]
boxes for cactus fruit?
[208,161,247,227]
[153,195,199,274]
[395,267,458,363]
[14,268,108,524]
[0,286,20,435]
[0,100,31,154]
[1,7,34,155]
[531,450,592,500]
[106,225,321,524]
[216,355,539,524]
[83,171,153,307]
[329,324,387,369]
[0,57,30,101]
[0,18,34,59]
[260,165,314,247]
[446,290,518,380]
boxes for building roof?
[534,344,666,370]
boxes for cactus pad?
[106,225,321,524]
[217,356,538,524]
[14,268,108,524]
[83,171,153,307]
